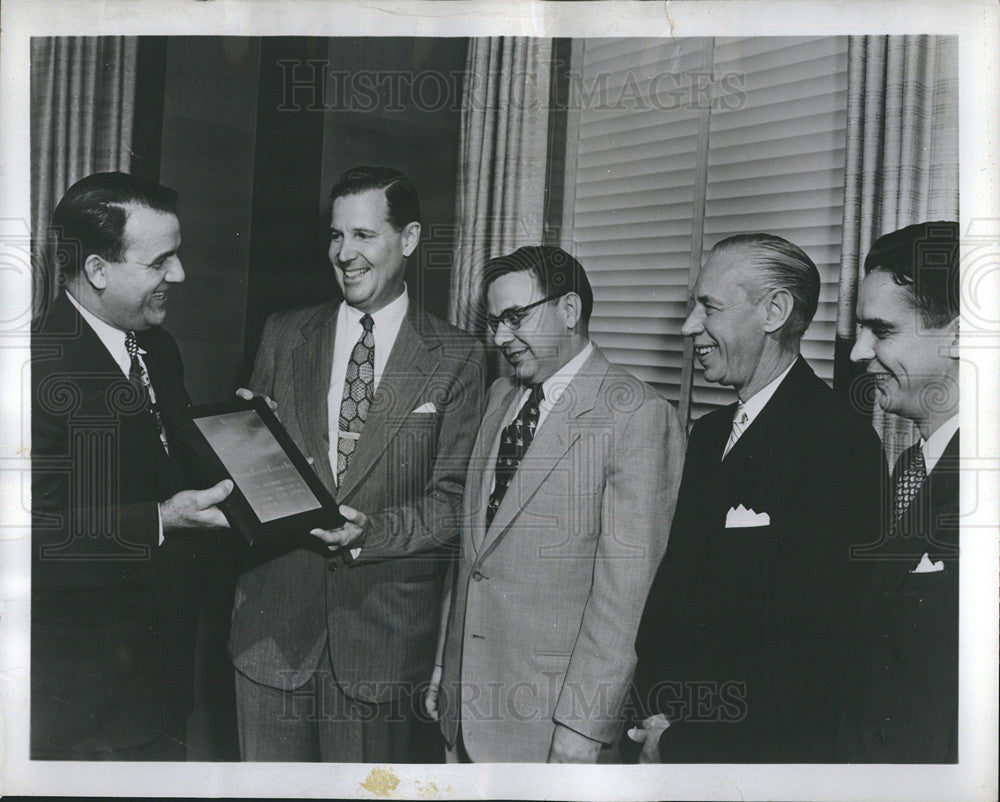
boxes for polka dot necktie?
[893,443,927,523]
[337,314,375,485]
[486,383,544,528]
[723,403,748,459]
[125,331,170,455]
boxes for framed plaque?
[171,396,345,546]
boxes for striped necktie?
[723,403,748,459]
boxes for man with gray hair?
[631,233,886,763]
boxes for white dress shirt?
[918,413,959,476]
[723,357,797,457]
[326,287,410,485]
[504,342,596,429]
[67,291,143,377]
[66,291,165,543]
[491,342,595,495]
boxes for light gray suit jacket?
[229,299,486,702]
[439,346,684,761]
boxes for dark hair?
[711,233,821,347]
[50,172,178,279]
[863,221,960,327]
[329,165,421,230]
[481,245,594,325]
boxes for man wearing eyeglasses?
[435,245,685,762]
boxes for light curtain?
[834,35,959,464]
[31,36,138,320]
[449,37,553,332]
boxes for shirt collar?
[341,284,409,331]
[65,290,137,373]
[737,357,797,427]
[921,414,959,475]
[540,342,595,405]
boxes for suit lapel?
[293,303,338,490]
[881,431,961,598]
[721,357,813,469]
[478,349,607,559]
[46,293,125,379]
[845,431,960,678]
[470,382,522,553]
[337,303,440,501]
[47,294,181,491]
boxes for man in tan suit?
[436,246,685,762]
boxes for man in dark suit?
[631,233,885,763]
[229,166,486,762]
[839,221,960,762]
[31,172,232,760]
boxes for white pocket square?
[725,504,771,528]
[411,402,437,414]
[910,552,945,573]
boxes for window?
[561,36,848,423]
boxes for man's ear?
[560,292,582,331]
[946,315,960,359]
[762,287,794,334]
[82,254,108,291]
[400,222,421,258]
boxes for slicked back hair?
[711,233,821,348]
[51,171,178,278]
[329,165,421,231]
[864,221,960,328]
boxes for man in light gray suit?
[229,166,486,762]
[436,246,685,762]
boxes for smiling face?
[329,188,419,314]
[681,247,771,395]
[87,206,184,331]
[851,270,959,429]
[487,270,573,386]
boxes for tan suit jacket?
[439,346,684,761]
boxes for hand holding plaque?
[169,395,346,548]
[160,479,233,531]
[310,504,367,550]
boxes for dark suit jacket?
[31,291,201,757]
[838,431,959,762]
[634,357,886,763]
[228,299,486,703]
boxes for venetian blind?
[562,37,711,407]
[563,36,849,423]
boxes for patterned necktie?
[723,403,748,459]
[125,331,170,455]
[893,443,927,522]
[486,383,544,528]
[337,313,375,485]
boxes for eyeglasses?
[486,293,564,333]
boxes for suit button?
[327,561,338,573]
[472,570,485,581]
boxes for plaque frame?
[171,396,345,546]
